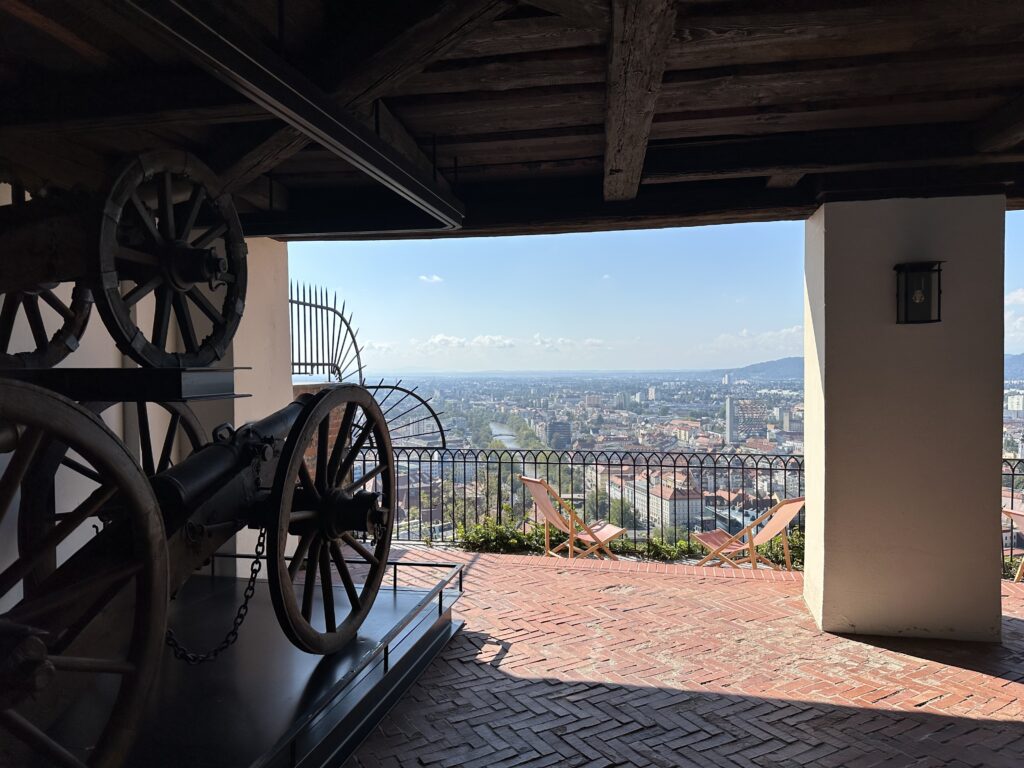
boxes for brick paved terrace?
[347,549,1024,768]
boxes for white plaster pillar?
[803,196,1004,641]
[228,237,292,577]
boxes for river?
[489,422,520,449]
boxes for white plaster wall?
[230,237,292,575]
[804,196,1004,641]
[233,238,292,423]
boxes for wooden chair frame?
[521,476,626,560]
[694,498,804,571]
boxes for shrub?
[639,536,689,561]
[458,515,544,554]
[757,528,805,570]
[1004,556,1023,581]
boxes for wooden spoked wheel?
[18,401,205,597]
[95,151,247,369]
[0,380,167,768]
[0,184,92,369]
[267,385,395,655]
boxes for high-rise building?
[1009,394,1024,413]
[722,373,731,385]
[584,394,601,407]
[726,397,770,444]
[546,421,571,449]
[647,386,656,401]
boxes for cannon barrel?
[151,396,309,525]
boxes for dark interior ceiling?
[2,0,1024,239]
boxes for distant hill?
[714,354,1024,381]
[1006,354,1024,380]
[724,356,803,380]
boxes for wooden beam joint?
[603,0,676,202]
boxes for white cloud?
[602,274,611,280]
[1007,289,1024,306]
[532,333,573,351]
[418,274,444,284]
[699,325,803,358]
[423,333,466,349]
[471,335,515,348]
[1007,309,1024,350]
[582,338,606,348]
[363,341,396,353]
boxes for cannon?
[1,151,246,370]
[0,376,396,766]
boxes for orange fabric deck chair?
[520,475,626,559]
[694,496,805,571]
[1003,509,1024,583]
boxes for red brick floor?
[346,548,1024,767]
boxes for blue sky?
[289,211,1024,374]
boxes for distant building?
[647,386,657,401]
[1009,394,1024,415]
[584,394,601,407]
[722,373,731,385]
[726,396,771,445]
[613,393,626,408]
[633,392,643,404]
[546,420,571,449]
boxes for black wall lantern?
[894,261,942,324]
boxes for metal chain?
[165,527,266,665]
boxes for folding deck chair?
[694,496,805,571]
[520,475,626,559]
[1004,509,1024,583]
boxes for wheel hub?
[318,488,386,539]
[161,243,225,291]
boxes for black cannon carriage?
[0,144,413,765]
[0,372,401,767]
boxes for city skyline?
[289,211,1024,373]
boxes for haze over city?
[290,211,1024,375]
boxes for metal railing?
[1002,459,1024,564]
[355,447,806,553]
[350,449,1024,565]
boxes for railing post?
[496,459,503,523]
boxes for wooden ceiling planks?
[2,0,1024,237]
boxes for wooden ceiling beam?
[113,0,466,226]
[642,125,1024,185]
[220,0,509,195]
[603,0,676,201]
[525,1,609,28]
[974,95,1024,152]
[0,0,113,68]
[240,176,815,240]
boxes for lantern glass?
[895,261,941,324]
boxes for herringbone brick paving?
[347,549,1024,767]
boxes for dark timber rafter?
[219,0,510,197]
[527,0,610,28]
[974,95,1024,153]
[111,0,473,227]
[642,125,1024,186]
[603,0,676,201]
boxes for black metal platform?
[126,568,462,768]
[0,367,244,402]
